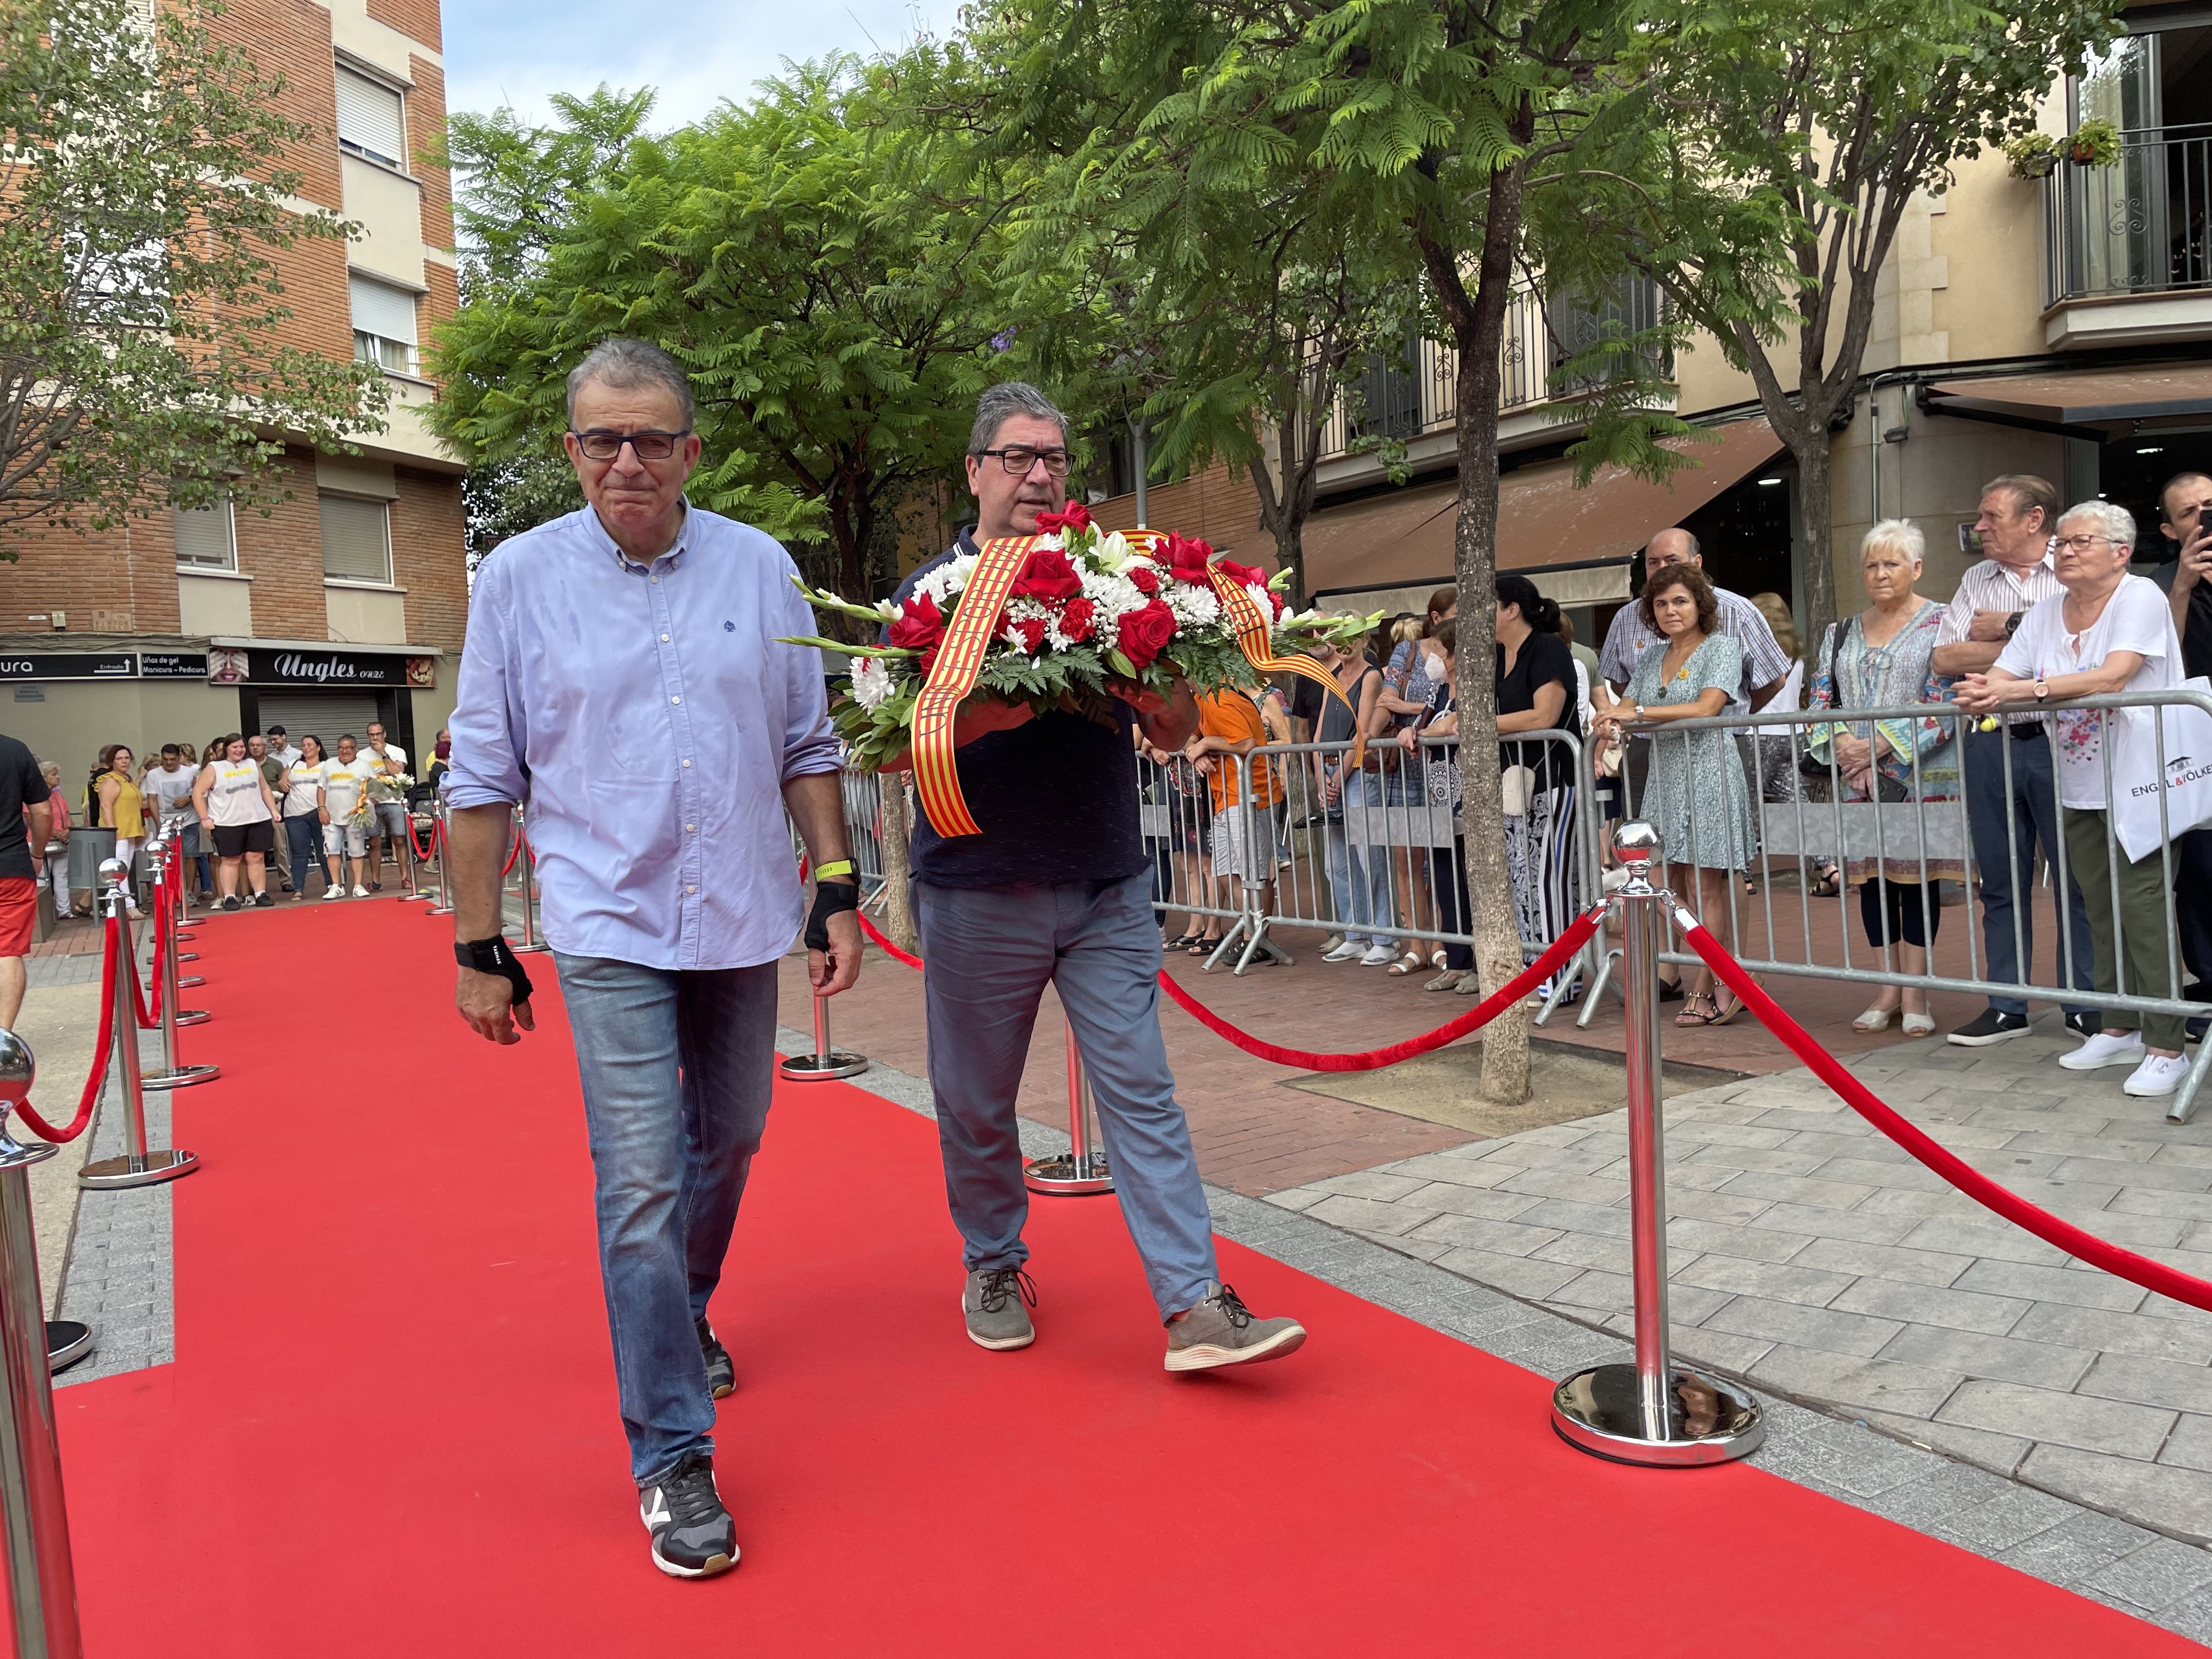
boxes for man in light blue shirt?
[445,338,862,1581]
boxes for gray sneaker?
[962,1266,1036,1351]
[1165,1281,1306,1373]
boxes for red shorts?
[0,876,32,958]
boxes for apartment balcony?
[1314,279,1669,488]
[2043,129,2212,349]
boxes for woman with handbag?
[1495,575,1584,1004]
[1403,620,1478,992]
[1370,614,1440,975]
[1314,634,1396,964]
[1956,499,2192,1099]
[1804,520,1959,1036]
[1593,566,1756,1026]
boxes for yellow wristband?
[814,859,855,881]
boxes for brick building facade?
[1,0,466,788]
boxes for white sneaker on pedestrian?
[2124,1053,2192,1098]
[2059,1029,2145,1071]
[351,884,369,898]
[1322,941,1364,963]
[322,887,340,901]
[1358,943,1395,967]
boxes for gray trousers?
[1963,726,2095,1015]
[913,873,1217,1318]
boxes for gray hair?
[2057,498,2137,550]
[1861,517,1925,566]
[566,338,695,428]
[968,382,1068,455]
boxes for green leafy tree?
[0,0,385,553]
[429,58,1019,615]
[1561,0,2120,639]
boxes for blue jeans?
[282,814,322,890]
[1325,770,1393,947]
[913,874,1217,1318]
[1962,727,2094,1015]
[551,952,778,1483]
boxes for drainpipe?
[1130,418,1149,529]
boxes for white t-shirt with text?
[1996,574,2181,809]
[320,757,376,821]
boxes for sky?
[439,0,967,131]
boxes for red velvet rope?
[500,823,524,878]
[140,892,166,1026]
[855,908,1603,1073]
[13,912,119,1143]
[1681,916,2212,1314]
[408,816,439,862]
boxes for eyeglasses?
[2054,533,2123,552]
[974,446,1073,477]
[568,429,691,461]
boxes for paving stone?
[1662,1217,1812,1263]
[1931,1483,2091,1554]
[1377,1151,1530,1185]
[1937,1380,2175,1459]
[1350,1229,1454,1263]
[1712,1169,1880,1211]
[2008,1128,2164,1163]
[1511,1198,1633,1238]
[1527,1232,1632,1275]
[1302,1170,1435,1202]
[1829,1277,2032,1336]
[2022,1446,2212,1548]
[1874,1324,2096,1390]
[1859,1409,2031,1476]
[2111,1187,2212,1222]
[1746,1201,1917,1245]
[1669,1254,1857,1306]
[2158,1414,2212,1474]
[1496,1167,1633,1206]
[1394,1182,1548,1222]
[1302,1194,1441,1238]
[1658,1187,1776,1225]
[2055,1155,2212,1194]
[2011,1301,2212,1364]
[2085,1534,2212,1613]
[1261,1189,1327,1213]
[1953,1258,2149,1313]
[2148,1581,2212,1646]
[2078,1352,2212,1416]
[1430,1246,1583,1301]
[1401,1212,1562,1257]
[1658,1325,1776,1376]
[1702,1295,1904,1357]
[1997,1508,2166,1584]
[1852,1187,1985,1221]
[1790,1236,1973,1288]
[1753,1345,1966,1419]
[1682,1142,1829,1176]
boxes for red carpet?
[52,901,2192,1655]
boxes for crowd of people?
[25,722,452,913]
[1138,469,2212,1104]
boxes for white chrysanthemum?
[1164,582,1221,628]
[850,655,896,711]
[1080,568,1149,622]
[1033,531,1066,552]
[912,553,977,611]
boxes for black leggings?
[1860,876,1939,951]
[1432,837,1475,972]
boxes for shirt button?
[651,574,659,583]
[687,884,697,895]
[685,823,695,832]
[661,633,670,642]
[681,759,692,768]
[670,695,681,705]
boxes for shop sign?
[223,648,410,686]
[0,652,137,680]
[137,651,211,679]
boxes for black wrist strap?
[805,880,860,950]
[455,935,533,1003]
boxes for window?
[320,493,391,584]
[335,65,406,170]
[349,273,418,375]
[172,497,235,571]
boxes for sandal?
[1424,969,1465,992]
[1386,951,1425,976]
[1190,936,1221,956]
[1675,992,1722,1027]
[1710,980,1760,1026]
[1430,950,1449,969]
[1851,1005,1898,1033]
[1809,862,1842,900]
[1165,932,1202,951]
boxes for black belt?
[1973,721,2047,742]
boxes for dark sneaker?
[697,1318,735,1400]
[220,895,241,912]
[1165,1281,1306,1373]
[253,891,275,909]
[639,1448,737,1579]
[2064,1011,2100,1039]
[1948,1008,2028,1047]
[962,1266,1036,1351]
[369,879,382,891]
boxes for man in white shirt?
[319,735,377,896]
[1929,473,2095,1047]
[1598,529,1795,709]
[263,725,302,769]
[145,744,198,831]
[362,720,409,890]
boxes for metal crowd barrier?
[1616,686,2212,1122]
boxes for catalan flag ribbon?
[1205,565,1362,768]
[910,533,1035,838]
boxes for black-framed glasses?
[569,428,692,461]
[975,445,1073,477]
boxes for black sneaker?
[1948,1008,2029,1047]
[220,895,241,912]
[253,891,275,909]
[639,1448,737,1579]
[2064,1011,2100,1039]
[369,880,382,891]
[697,1318,735,1400]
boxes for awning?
[1921,365,2212,436]
[1303,415,1784,599]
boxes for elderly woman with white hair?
[1805,518,1960,1035]
[1956,499,2191,1099]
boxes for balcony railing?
[1315,279,1666,464]
[2045,129,2212,307]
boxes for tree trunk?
[878,772,917,952]
[1788,417,1838,645]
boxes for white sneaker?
[1358,943,1395,967]
[2059,1029,2146,1071]
[322,887,341,901]
[1322,941,1364,963]
[351,884,370,899]
[2125,1053,2192,1098]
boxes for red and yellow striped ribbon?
[910,533,1036,838]
[1205,565,1361,767]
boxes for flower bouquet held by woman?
[785,501,1377,830]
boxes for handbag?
[1500,763,1535,817]
[2109,676,2212,862]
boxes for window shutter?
[172,500,235,569]
[347,274,417,345]
[335,67,405,167]
[319,494,391,583]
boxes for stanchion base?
[172,1008,210,1027]
[777,1051,869,1082]
[140,1063,221,1092]
[1023,1154,1114,1196]
[426,904,455,917]
[78,1148,199,1189]
[46,1319,92,1373]
[1550,1364,1763,1466]
[177,974,205,988]
[398,893,433,905]
[511,940,549,955]
[176,950,198,962]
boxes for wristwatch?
[2033,675,2050,702]
[2005,612,2023,636]
[1632,703,1646,722]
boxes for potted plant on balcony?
[2004,131,2060,178]
[2067,117,2120,168]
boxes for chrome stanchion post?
[425,798,455,917]
[397,798,430,904]
[776,990,868,1081]
[1553,821,1760,1466]
[1023,1027,1115,1195]
[167,818,198,943]
[78,862,198,1191]
[511,808,546,954]
[0,1031,86,1659]
[138,839,219,1092]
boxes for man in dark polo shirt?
[0,731,53,1030]
[886,381,1306,1371]
[2149,471,2212,1015]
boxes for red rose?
[1159,532,1214,585]
[1010,546,1084,603]
[888,592,944,652]
[1059,596,1097,642]
[1116,599,1178,669]
[1035,500,1093,535]
[1269,590,1285,620]
[1008,616,1048,655]
[1215,557,1267,591]
[1128,565,1160,596]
